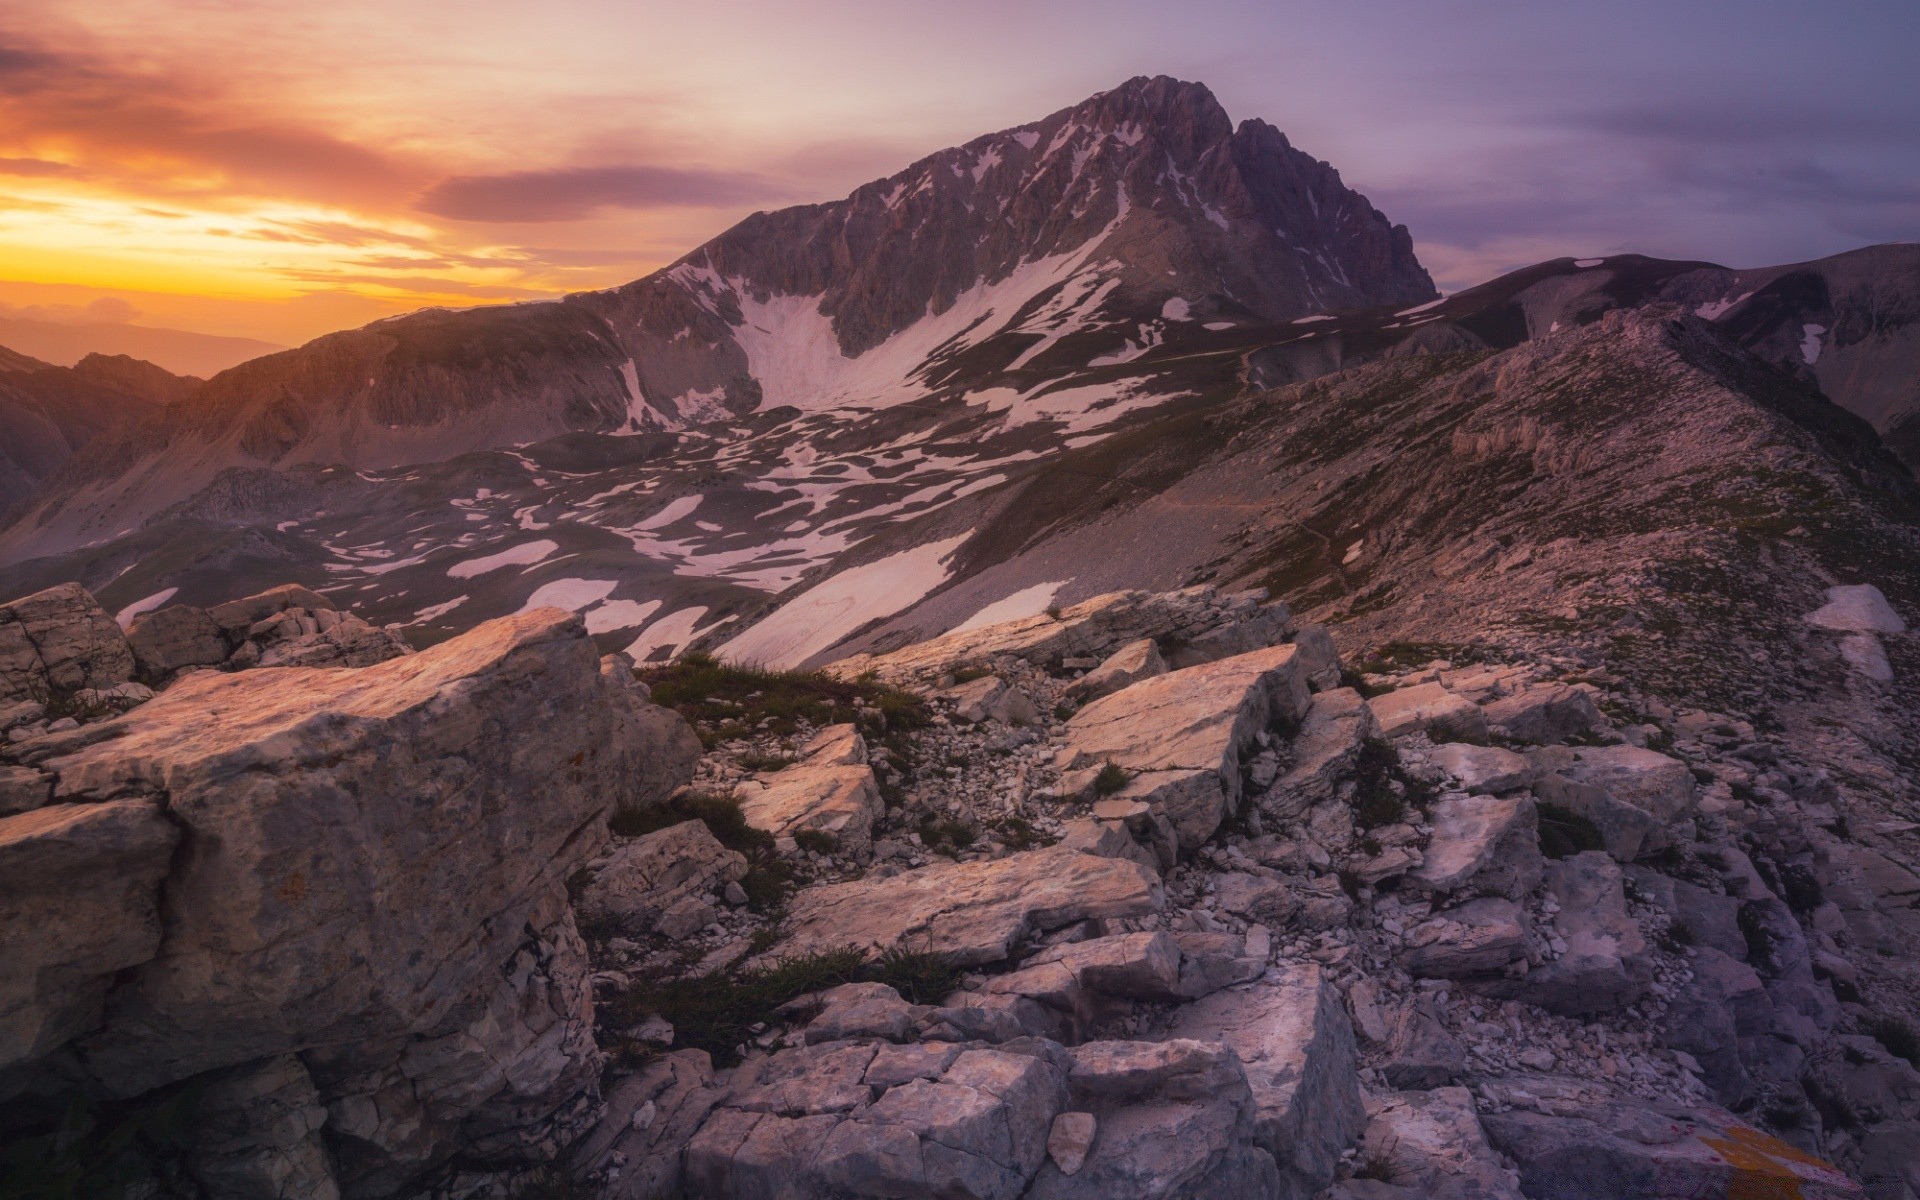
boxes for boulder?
[1170,932,1269,1000]
[684,1041,1068,1200]
[1562,745,1694,821]
[1349,1086,1523,1199]
[1369,682,1486,743]
[205,584,334,636]
[575,820,748,929]
[1267,687,1376,820]
[0,800,179,1072]
[1380,1005,1467,1091]
[1408,794,1543,900]
[1027,931,1184,1001]
[601,658,702,815]
[1427,744,1532,793]
[1403,898,1531,979]
[1060,645,1309,850]
[1028,1038,1283,1200]
[0,764,50,816]
[1288,624,1342,691]
[1047,1111,1097,1175]
[735,725,884,855]
[1164,965,1364,1197]
[1478,1080,1864,1200]
[1485,852,1651,1016]
[1529,765,1667,861]
[943,675,1042,725]
[1479,684,1603,744]
[1066,638,1167,702]
[253,615,412,669]
[778,847,1163,966]
[0,583,136,702]
[1213,872,1297,925]
[126,604,230,680]
[10,609,674,1192]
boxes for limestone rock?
[126,604,229,681]
[1427,744,1532,794]
[205,584,334,636]
[1563,744,1695,821]
[187,1054,341,1200]
[599,656,702,815]
[1029,1038,1282,1200]
[1267,687,1376,820]
[6,609,674,1191]
[1289,624,1342,690]
[1403,898,1531,979]
[1478,1081,1864,1200]
[1485,852,1651,1016]
[0,583,136,702]
[1028,931,1184,1001]
[0,799,178,1072]
[1066,638,1167,702]
[943,675,1041,725]
[1369,682,1486,743]
[1060,644,1309,850]
[1381,1004,1467,1091]
[254,614,411,669]
[0,764,50,816]
[1805,583,1906,634]
[1048,1111,1097,1175]
[573,1049,722,1200]
[1348,1086,1522,1199]
[734,723,883,855]
[1479,684,1603,744]
[1164,965,1365,1196]
[577,820,748,929]
[779,847,1163,966]
[1213,872,1297,925]
[1409,794,1543,900]
[1529,764,1667,861]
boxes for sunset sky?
[2,0,1914,349]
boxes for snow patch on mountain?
[718,532,972,669]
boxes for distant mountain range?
[0,315,283,378]
[0,76,1914,676]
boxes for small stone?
[723,881,749,906]
[1047,1111,1097,1176]
[631,1100,657,1130]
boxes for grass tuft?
[641,652,928,747]
[1093,762,1130,796]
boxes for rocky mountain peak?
[1056,74,1235,157]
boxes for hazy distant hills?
[0,348,196,511]
[0,315,283,378]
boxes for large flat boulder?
[0,799,178,1072]
[1369,682,1486,743]
[779,847,1163,966]
[1060,645,1309,850]
[1067,638,1167,702]
[1562,745,1695,822]
[126,604,230,680]
[1427,743,1532,794]
[1164,966,1364,1199]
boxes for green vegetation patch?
[641,652,929,747]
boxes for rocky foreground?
[2,580,1917,1199]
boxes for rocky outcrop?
[1057,644,1309,851]
[126,583,411,681]
[0,605,698,1196]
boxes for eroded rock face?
[0,799,177,1074]
[0,607,688,1195]
[576,820,747,929]
[779,847,1163,966]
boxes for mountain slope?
[0,349,195,512]
[0,315,283,377]
[0,76,1431,565]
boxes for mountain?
[0,76,1432,565]
[0,314,283,377]
[0,348,196,512]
